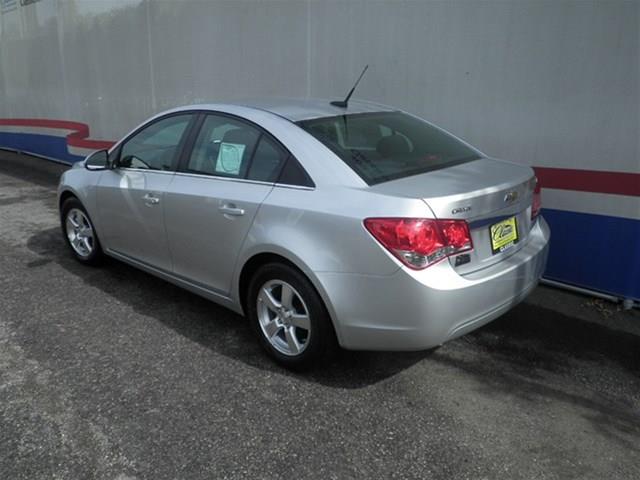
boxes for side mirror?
[85,149,110,170]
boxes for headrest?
[222,128,255,146]
[376,134,411,158]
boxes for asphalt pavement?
[1,151,639,480]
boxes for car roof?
[240,98,397,122]
[172,98,397,122]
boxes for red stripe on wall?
[1,118,638,195]
[534,167,640,197]
[0,118,114,150]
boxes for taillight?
[364,218,473,270]
[531,178,542,220]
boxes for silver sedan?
[58,99,550,369]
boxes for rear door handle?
[219,203,245,217]
[143,193,160,206]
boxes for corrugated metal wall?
[0,0,636,162]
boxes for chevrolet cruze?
[58,99,550,368]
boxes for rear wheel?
[60,197,103,265]
[247,263,336,369]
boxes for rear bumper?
[317,216,550,351]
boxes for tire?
[60,197,103,265]
[247,262,337,370]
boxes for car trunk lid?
[369,157,537,273]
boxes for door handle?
[143,193,160,206]
[219,203,245,217]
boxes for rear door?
[164,113,288,295]
[96,113,195,271]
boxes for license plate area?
[489,216,519,254]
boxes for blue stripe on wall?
[0,132,84,164]
[542,208,640,301]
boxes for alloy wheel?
[65,208,95,258]
[257,279,311,356]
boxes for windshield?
[297,112,481,185]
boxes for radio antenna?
[330,65,369,109]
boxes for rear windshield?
[297,112,480,185]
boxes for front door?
[96,113,194,271]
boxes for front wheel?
[60,197,103,265]
[247,263,337,369]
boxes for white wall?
[0,0,638,173]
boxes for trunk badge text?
[451,206,472,215]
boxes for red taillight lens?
[531,178,542,220]
[364,218,472,269]
[439,220,471,248]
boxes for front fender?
[57,167,103,239]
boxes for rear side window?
[185,113,312,186]
[277,156,314,187]
[187,114,260,178]
[297,112,480,185]
[247,136,287,182]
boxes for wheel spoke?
[82,237,92,252]
[263,319,281,339]
[260,288,281,312]
[69,214,80,228]
[284,326,301,354]
[280,284,294,309]
[290,313,310,331]
[73,238,84,253]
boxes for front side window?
[297,112,480,185]
[119,114,192,171]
